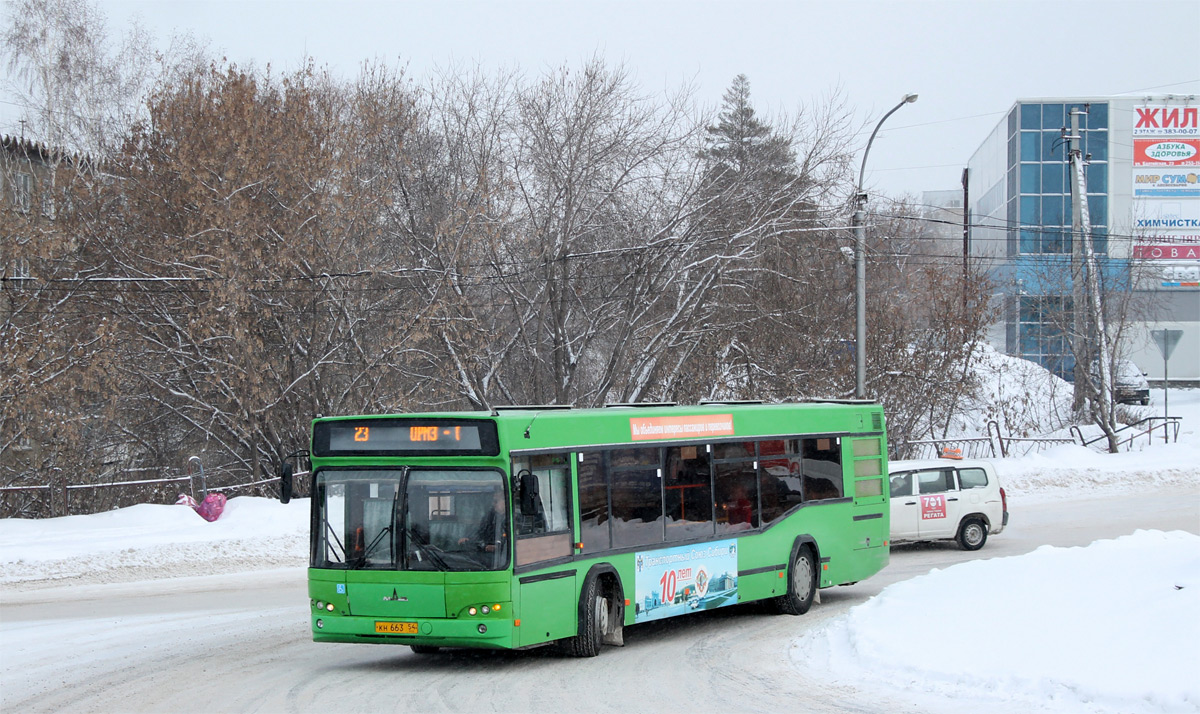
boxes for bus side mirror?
[518,470,540,516]
[279,462,294,504]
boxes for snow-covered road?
[3,486,1196,714]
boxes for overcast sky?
[3,0,1198,199]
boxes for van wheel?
[565,574,605,657]
[957,518,988,551]
[775,546,816,615]
[410,645,440,654]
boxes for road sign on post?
[1150,329,1182,360]
[1150,329,1183,441]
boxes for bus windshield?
[313,468,509,572]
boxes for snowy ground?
[1,389,1198,713]
[791,387,1200,714]
[794,529,1199,714]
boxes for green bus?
[282,401,889,656]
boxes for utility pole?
[1068,112,1088,412]
[1068,106,1118,451]
[961,168,970,310]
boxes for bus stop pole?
[1163,354,1169,444]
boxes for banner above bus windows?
[313,418,500,457]
[629,414,734,441]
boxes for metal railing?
[896,413,1184,461]
[1079,416,1181,451]
[992,423,1085,457]
[0,483,54,519]
[0,455,293,518]
[898,421,1093,460]
[897,436,996,461]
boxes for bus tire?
[775,545,816,616]
[565,574,605,657]
[957,518,987,551]
[410,645,440,655]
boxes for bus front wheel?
[410,645,440,655]
[775,546,816,616]
[565,575,606,657]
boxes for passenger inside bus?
[723,482,753,526]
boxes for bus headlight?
[477,624,487,634]
[326,602,335,611]
[316,619,324,629]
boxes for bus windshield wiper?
[404,526,449,570]
[325,520,346,562]
[394,465,450,570]
[357,523,393,567]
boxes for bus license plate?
[374,621,418,634]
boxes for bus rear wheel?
[775,546,816,616]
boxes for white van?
[888,458,1008,550]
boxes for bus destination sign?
[315,419,498,456]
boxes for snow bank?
[793,530,1200,714]
[790,388,1200,714]
[992,387,1200,499]
[0,496,308,586]
[996,441,1200,498]
[961,342,1077,438]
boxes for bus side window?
[511,455,571,536]
[713,443,758,534]
[511,455,575,568]
[515,470,547,534]
[608,448,664,550]
[801,437,843,501]
[664,445,714,541]
[755,439,797,525]
[577,451,610,554]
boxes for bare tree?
[69,63,434,481]
[0,139,120,513]
[1023,234,1159,452]
[2,46,1003,514]
[3,0,206,156]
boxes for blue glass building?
[967,95,1199,385]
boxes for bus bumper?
[311,614,516,649]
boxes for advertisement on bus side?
[633,540,739,623]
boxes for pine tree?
[701,74,797,190]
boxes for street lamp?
[853,93,918,399]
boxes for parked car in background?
[1113,359,1151,406]
[889,458,1008,551]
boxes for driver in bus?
[460,490,508,553]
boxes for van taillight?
[1000,487,1008,513]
